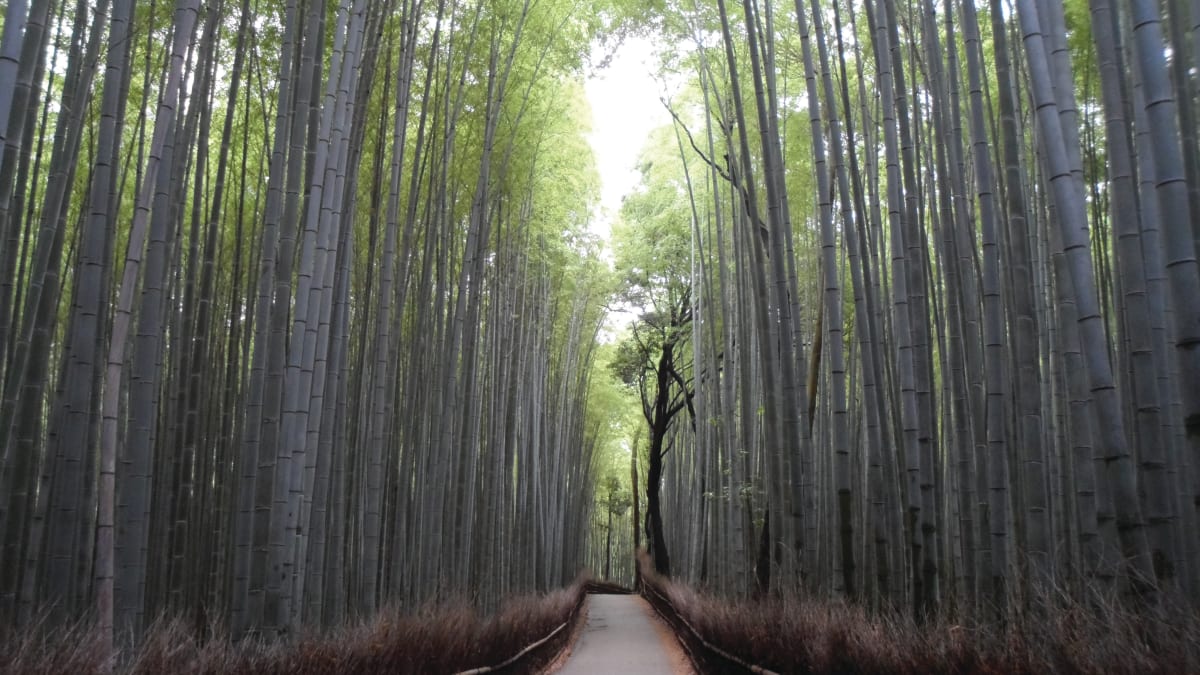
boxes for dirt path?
[548,594,694,675]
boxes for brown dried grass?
[638,553,1200,675]
[0,580,586,675]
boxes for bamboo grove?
[592,0,1200,621]
[3,0,1200,662]
[0,0,657,653]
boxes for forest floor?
[0,582,586,674]
[643,574,1200,674]
[548,594,693,675]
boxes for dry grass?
[0,612,110,675]
[0,581,586,675]
[638,554,1200,674]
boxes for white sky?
[583,36,672,340]
[583,36,672,243]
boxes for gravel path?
[551,594,693,675]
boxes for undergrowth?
[639,553,1200,675]
[0,579,585,675]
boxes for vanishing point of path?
[553,594,694,674]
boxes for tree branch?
[660,98,768,245]
[667,365,698,431]
[662,97,734,183]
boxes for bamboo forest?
[1,0,1199,671]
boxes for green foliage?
[585,341,642,493]
[599,473,632,516]
[609,122,697,316]
[609,332,648,388]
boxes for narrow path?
[553,594,693,674]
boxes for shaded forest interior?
[0,0,1199,670]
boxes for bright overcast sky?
[583,36,674,339]
[583,36,672,242]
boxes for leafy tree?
[597,474,633,579]
[608,127,699,577]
